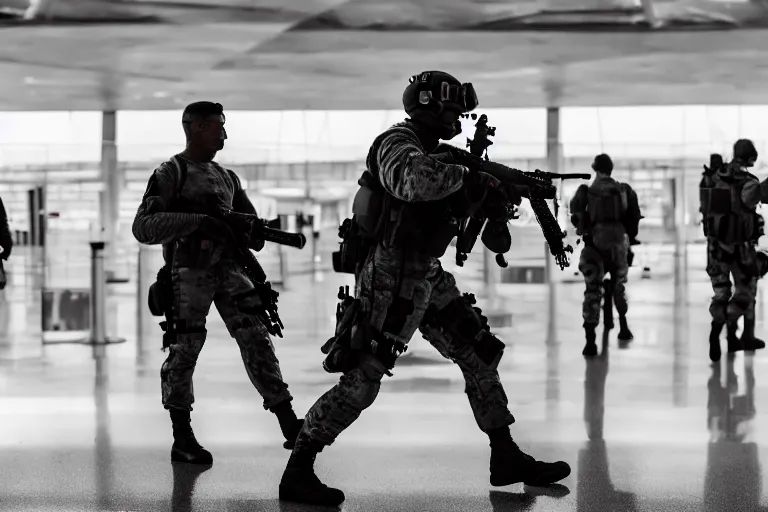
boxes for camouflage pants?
[578,240,629,327]
[161,255,292,412]
[301,244,514,445]
[706,239,759,324]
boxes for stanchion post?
[90,241,107,344]
[86,238,125,347]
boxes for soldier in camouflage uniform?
[570,154,642,357]
[132,102,303,466]
[278,72,571,507]
[700,141,768,362]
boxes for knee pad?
[381,297,415,335]
[474,331,505,370]
[425,295,483,340]
[758,251,768,279]
[424,295,504,368]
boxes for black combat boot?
[279,431,345,506]
[487,426,571,487]
[726,321,742,355]
[270,400,305,449]
[740,317,767,351]
[170,409,213,465]
[617,316,633,342]
[582,324,598,357]
[709,321,724,362]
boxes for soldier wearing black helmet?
[278,72,571,507]
[700,139,768,362]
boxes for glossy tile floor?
[1,250,768,512]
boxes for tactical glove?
[463,170,502,203]
[224,211,267,252]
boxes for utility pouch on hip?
[148,265,173,317]
[321,286,363,373]
[332,218,372,275]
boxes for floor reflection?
[578,346,637,512]
[171,463,211,512]
[704,356,766,512]
[93,347,114,510]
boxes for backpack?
[168,154,188,207]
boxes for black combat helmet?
[402,71,478,140]
[733,139,758,167]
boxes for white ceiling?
[0,0,767,111]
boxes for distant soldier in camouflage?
[278,71,571,507]
[132,102,303,466]
[570,154,642,357]
[700,141,768,362]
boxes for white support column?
[100,111,119,275]
[640,0,661,28]
[545,107,562,284]
[673,166,688,285]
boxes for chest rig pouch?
[701,171,761,245]
[383,198,458,258]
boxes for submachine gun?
[452,113,590,270]
[221,210,306,338]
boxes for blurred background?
[2,1,768,511]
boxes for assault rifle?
[212,209,307,338]
[452,113,590,270]
[222,209,307,250]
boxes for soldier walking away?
[278,72,571,507]
[700,141,768,362]
[570,154,642,357]
[132,102,303,466]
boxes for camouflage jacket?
[132,154,257,253]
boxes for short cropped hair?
[591,153,613,176]
[182,102,225,124]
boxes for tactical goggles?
[412,73,478,112]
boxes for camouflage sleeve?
[131,162,207,245]
[741,176,762,210]
[228,170,258,217]
[376,130,467,202]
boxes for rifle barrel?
[533,172,591,180]
[257,226,307,249]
